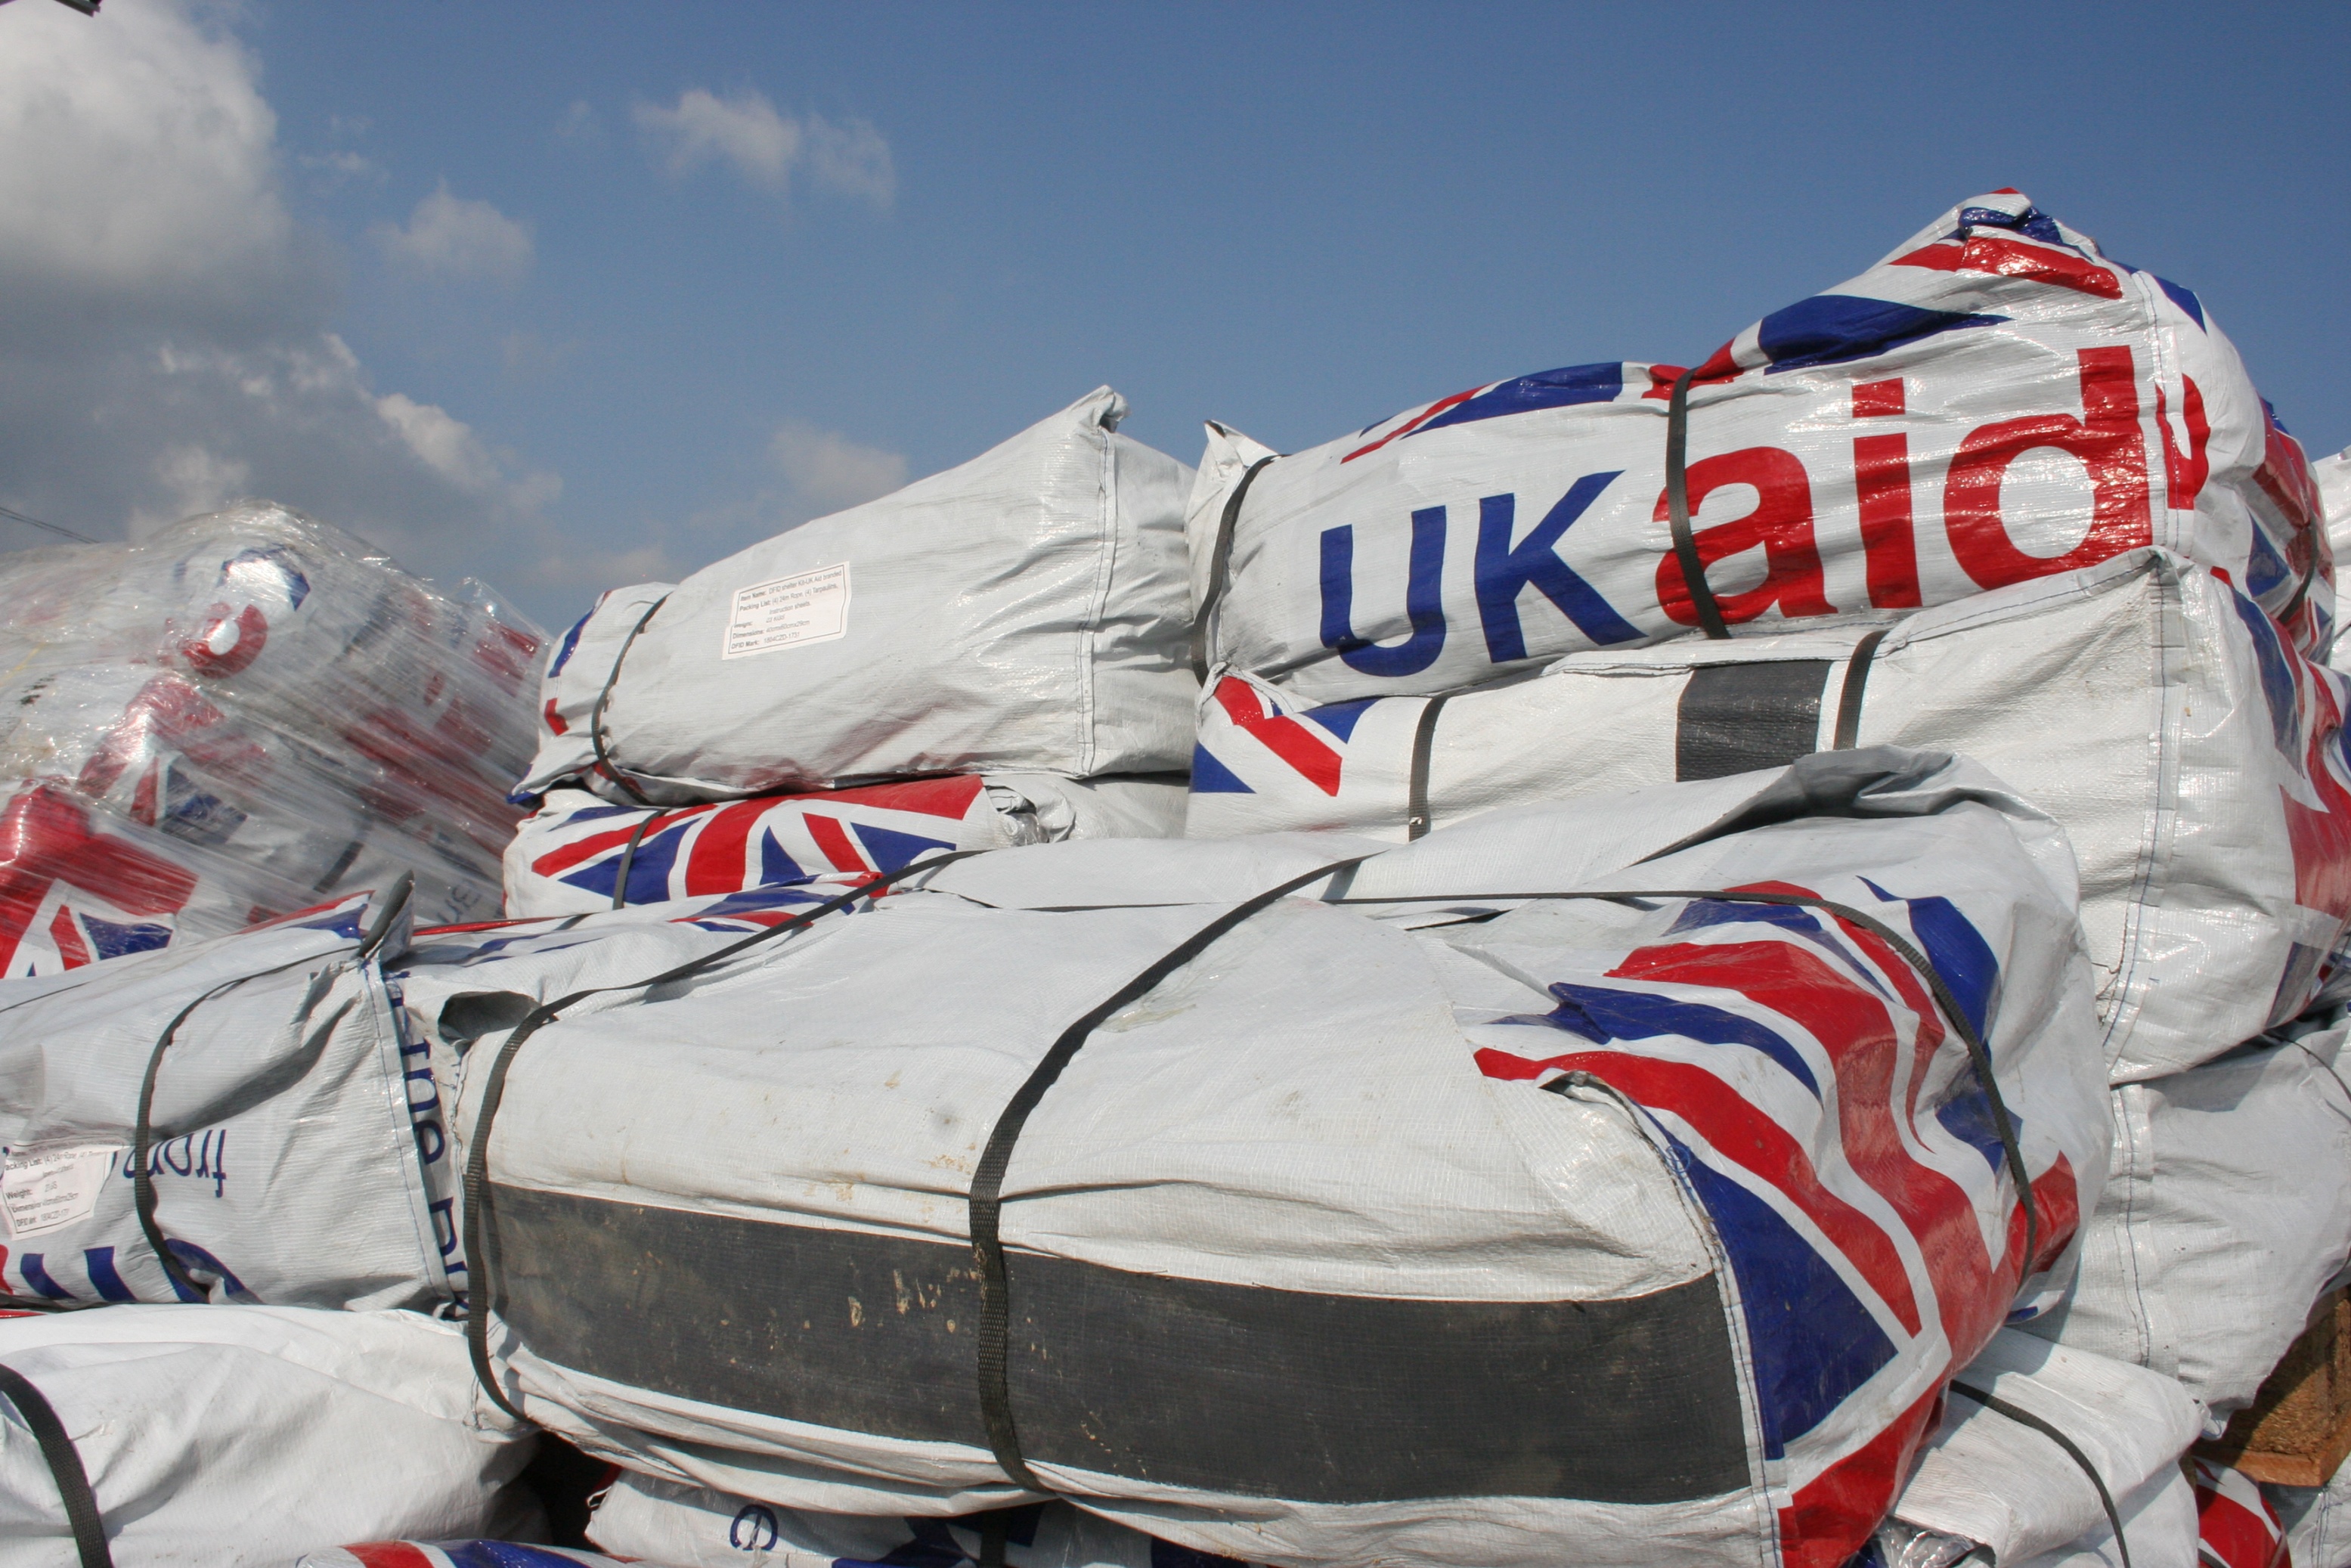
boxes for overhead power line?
[0,504,97,545]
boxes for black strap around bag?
[1188,454,1278,678]
[966,857,1368,1494]
[587,594,671,807]
[0,1362,112,1568]
[1665,365,1730,640]
[1947,1380,2130,1568]
[463,850,984,1420]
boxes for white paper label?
[722,562,851,659]
[2,1144,120,1240]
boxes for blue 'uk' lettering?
[1473,473,1637,661]
[1318,506,1448,677]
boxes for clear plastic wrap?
[0,501,542,968]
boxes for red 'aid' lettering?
[1851,379,1905,418]
[1851,382,1920,608]
[1653,448,1833,626]
[1944,346,2152,590]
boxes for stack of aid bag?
[1187,187,2331,707]
[504,387,1197,913]
[0,503,544,973]
[1190,547,2351,1079]
[454,751,2109,1568]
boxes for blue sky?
[2,0,2344,630]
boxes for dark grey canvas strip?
[1674,660,1832,782]
[489,1183,1749,1506]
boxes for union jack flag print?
[506,776,1006,916]
[1470,877,2089,1568]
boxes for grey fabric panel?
[492,1184,1752,1506]
[1674,661,1833,782]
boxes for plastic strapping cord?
[1947,1381,2130,1568]
[1404,694,1453,841]
[608,813,658,910]
[1666,365,1730,640]
[968,856,1369,1493]
[461,850,985,1420]
[587,594,671,807]
[1330,886,2040,1275]
[1830,628,1894,751]
[133,874,413,1303]
[1188,456,1278,678]
[0,1362,112,1567]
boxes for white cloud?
[769,422,909,513]
[371,183,534,283]
[0,0,566,616]
[633,87,894,206]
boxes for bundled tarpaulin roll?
[514,389,1197,806]
[585,1473,1256,1568]
[0,503,544,972]
[2019,1023,2351,1415]
[503,775,1188,918]
[1188,189,2331,707]
[457,748,2108,1568]
[1190,548,2351,1083]
[0,878,846,1312]
[1872,1331,2203,1568]
[0,1303,537,1566]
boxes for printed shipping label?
[722,562,852,659]
[2,1144,121,1240]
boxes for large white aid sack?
[512,581,677,803]
[0,888,454,1310]
[1189,549,2351,1083]
[1191,189,2331,705]
[519,389,1196,804]
[503,775,1185,917]
[0,873,845,1312]
[1882,1330,2203,1568]
[2019,1024,2351,1414]
[457,748,2108,1568]
[2266,1455,2351,1568]
[587,1473,1250,1568]
[0,503,544,955]
[0,1303,535,1566]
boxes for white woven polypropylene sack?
[1885,1330,2202,1568]
[522,389,1195,804]
[1188,549,2351,1083]
[0,890,456,1311]
[587,1473,1248,1568]
[513,581,677,803]
[1191,190,2330,705]
[0,1303,535,1566]
[503,775,1185,917]
[460,749,2108,1568]
[2018,1025,2351,1415]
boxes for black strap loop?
[462,850,985,1420]
[587,594,671,807]
[1331,885,2040,1277]
[1665,366,1730,640]
[1948,1380,2130,1568]
[968,856,1368,1493]
[608,813,659,910]
[1830,628,1894,751]
[0,1361,113,1567]
[1405,694,1453,841]
[1189,454,1278,678]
